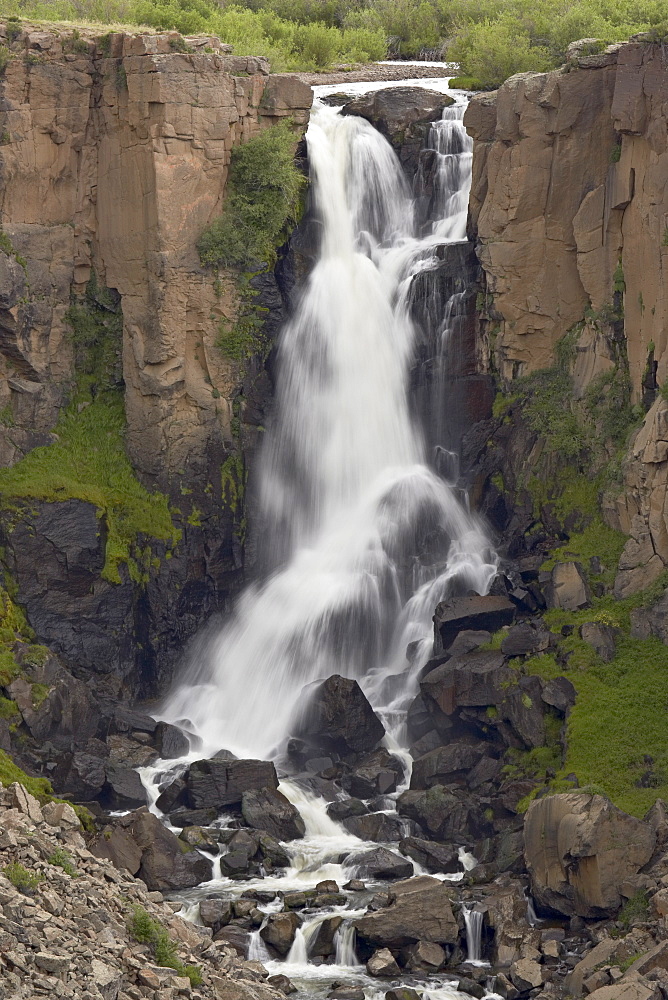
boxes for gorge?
[2,18,668,1000]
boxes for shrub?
[3,861,43,890]
[48,848,77,876]
[447,18,552,89]
[619,891,649,929]
[129,906,202,986]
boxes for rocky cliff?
[0,22,311,703]
[464,37,668,598]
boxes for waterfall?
[463,905,484,964]
[157,93,495,762]
[334,921,360,966]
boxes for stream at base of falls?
[138,67,501,1000]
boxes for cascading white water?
[158,96,496,760]
[463,905,485,964]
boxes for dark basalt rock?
[102,761,147,809]
[294,674,385,755]
[341,748,404,798]
[241,787,306,841]
[355,875,459,950]
[343,811,404,842]
[341,87,454,140]
[410,742,486,790]
[434,595,516,654]
[185,757,278,810]
[398,837,460,874]
[345,847,413,881]
[154,720,190,759]
[327,797,368,822]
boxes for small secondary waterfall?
[158,95,496,759]
[463,906,485,964]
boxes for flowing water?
[140,74,497,997]
[156,91,496,762]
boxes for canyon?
[1,17,668,1000]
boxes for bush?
[447,17,553,89]
[129,906,202,986]
[48,848,77,876]
[3,862,43,891]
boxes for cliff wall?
[0,22,311,699]
[464,38,668,598]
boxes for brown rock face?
[354,875,459,949]
[524,793,656,917]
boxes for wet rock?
[342,748,404,797]
[398,836,460,874]
[397,785,485,841]
[241,787,306,841]
[186,757,278,810]
[310,915,343,957]
[327,797,368,821]
[355,875,458,949]
[316,879,340,892]
[456,977,486,999]
[328,990,365,1000]
[219,850,253,877]
[344,879,365,891]
[268,974,298,995]
[168,806,217,827]
[295,674,385,754]
[386,990,422,1000]
[405,939,446,971]
[433,595,516,654]
[154,720,190,759]
[346,847,413,881]
[258,832,291,868]
[61,751,106,800]
[579,622,617,662]
[341,87,454,139]
[103,761,147,809]
[260,912,302,956]
[343,812,404,842]
[199,897,233,931]
[367,947,401,977]
[155,775,187,813]
[410,742,485,789]
[525,793,656,917]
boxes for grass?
[618,891,649,929]
[0,396,180,584]
[128,905,202,986]
[520,584,668,817]
[3,861,43,890]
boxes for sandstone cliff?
[0,22,311,696]
[465,37,668,596]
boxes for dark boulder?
[241,787,306,841]
[310,915,343,957]
[346,847,413,881]
[199,898,233,932]
[367,948,401,977]
[433,595,515,654]
[102,762,147,810]
[355,875,458,949]
[398,837,459,874]
[343,812,404,842]
[260,912,302,956]
[421,649,512,717]
[541,676,576,713]
[294,675,385,755]
[154,721,190,759]
[213,925,249,955]
[501,623,553,657]
[410,742,485,789]
[341,87,454,141]
[60,751,106,800]
[397,786,488,842]
[327,797,368,822]
[186,757,278,809]
[342,748,404,798]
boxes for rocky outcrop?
[341,87,454,166]
[524,793,656,917]
[0,22,312,699]
[294,674,385,755]
[354,875,459,951]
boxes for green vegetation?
[3,0,665,83]
[199,121,303,370]
[618,891,649,929]
[128,905,202,986]
[48,847,77,876]
[0,274,180,584]
[0,748,95,829]
[0,229,27,271]
[516,580,668,816]
[3,861,43,890]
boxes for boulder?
[585,981,661,1000]
[268,975,297,995]
[199,898,233,931]
[367,948,401,977]
[547,562,591,611]
[386,991,421,1000]
[341,87,454,140]
[186,758,278,810]
[355,876,458,949]
[524,793,656,917]
[343,812,404,842]
[397,786,485,841]
[346,847,413,881]
[260,912,302,956]
[154,721,190,759]
[405,939,446,971]
[103,762,147,809]
[294,675,385,754]
[501,623,552,657]
[420,649,512,716]
[310,915,343,957]
[541,677,576,713]
[579,622,617,662]
[342,748,404,797]
[410,743,485,789]
[90,825,142,876]
[398,837,460,874]
[241,787,305,841]
[433,595,515,654]
[327,798,368,822]
[510,958,544,991]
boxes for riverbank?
[287,62,455,86]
